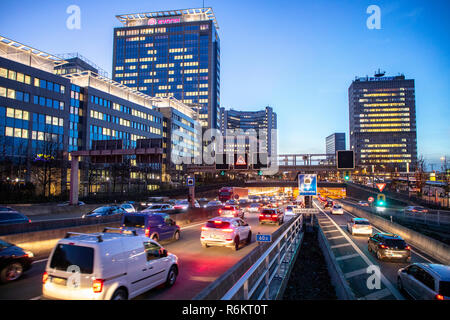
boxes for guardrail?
[221,214,303,300]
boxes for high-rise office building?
[326,133,346,155]
[349,71,417,172]
[220,106,277,156]
[112,7,220,130]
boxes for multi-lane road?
[314,199,442,300]
[0,211,290,300]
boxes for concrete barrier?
[317,225,356,300]
[193,215,299,300]
[342,203,450,265]
[0,207,221,259]
[6,204,101,216]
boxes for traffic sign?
[298,174,317,196]
[186,177,195,187]
[376,183,386,193]
[256,234,272,242]
[368,197,374,203]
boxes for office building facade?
[112,7,220,130]
[349,72,418,172]
[326,133,346,155]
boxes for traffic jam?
[1,187,301,300]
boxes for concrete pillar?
[189,185,195,208]
[70,156,79,205]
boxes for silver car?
[398,263,450,300]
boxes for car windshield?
[122,215,146,228]
[176,200,188,205]
[262,209,276,214]
[148,205,163,209]
[50,244,94,274]
[0,207,13,212]
[205,221,231,229]
[92,207,109,213]
[355,220,370,225]
[122,204,132,209]
[334,205,341,209]
[439,281,450,296]
[384,238,406,248]
[250,203,260,207]
[0,212,26,221]
[0,239,13,249]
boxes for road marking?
[30,296,41,300]
[323,229,340,234]
[344,268,367,279]
[180,221,208,230]
[330,243,352,249]
[359,288,392,300]
[328,235,345,240]
[314,202,404,300]
[340,206,435,264]
[32,258,48,264]
[336,253,361,261]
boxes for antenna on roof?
[374,68,386,77]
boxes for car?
[0,211,31,225]
[238,199,249,206]
[57,201,85,206]
[141,204,174,213]
[173,199,200,210]
[200,217,251,251]
[120,203,136,213]
[259,208,284,225]
[0,206,18,212]
[331,204,344,215]
[204,200,223,208]
[358,201,369,207]
[368,233,411,262]
[284,205,297,216]
[397,263,450,300]
[140,196,170,207]
[42,228,179,300]
[219,205,244,219]
[323,200,334,210]
[347,218,372,236]
[225,199,239,206]
[404,206,429,214]
[121,212,180,242]
[246,203,262,213]
[82,206,126,218]
[0,239,33,283]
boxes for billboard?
[298,174,317,196]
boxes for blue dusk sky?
[0,0,449,169]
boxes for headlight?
[25,251,34,258]
[82,214,86,218]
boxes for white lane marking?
[359,288,392,300]
[328,235,345,240]
[339,204,435,264]
[323,229,340,234]
[344,268,367,279]
[180,221,208,230]
[32,258,48,264]
[314,202,404,300]
[29,296,41,300]
[336,253,361,261]
[330,243,352,249]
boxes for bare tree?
[414,155,427,196]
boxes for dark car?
[0,212,31,225]
[0,239,33,283]
[82,206,126,218]
[0,206,16,212]
[121,212,180,242]
[368,233,411,262]
[259,208,284,225]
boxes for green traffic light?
[344,176,350,181]
[220,171,225,176]
[258,170,263,176]
[377,200,385,206]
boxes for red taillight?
[28,219,32,223]
[405,245,411,250]
[272,214,277,218]
[218,209,222,214]
[380,244,388,249]
[223,228,234,233]
[93,279,104,293]
[42,272,48,284]
[145,228,150,237]
[436,294,444,300]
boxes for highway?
[314,199,442,299]
[0,211,289,300]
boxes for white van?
[42,228,179,300]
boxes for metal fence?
[221,214,304,300]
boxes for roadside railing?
[221,214,303,300]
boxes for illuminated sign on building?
[148,17,181,26]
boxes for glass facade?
[112,8,220,129]
[326,133,346,156]
[349,74,418,171]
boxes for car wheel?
[368,245,372,253]
[246,231,252,244]
[397,277,404,292]
[233,237,240,251]
[173,230,180,241]
[377,251,383,261]
[152,234,159,242]
[0,262,23,283]
[201,243,209,248]
[111,288,128,300]
[165,265,178,287]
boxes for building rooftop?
[116,7,219,29]
[0,35,67,73]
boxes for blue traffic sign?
[298,174,317,196]
[256,234,272,242]
[186,177,195,186]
